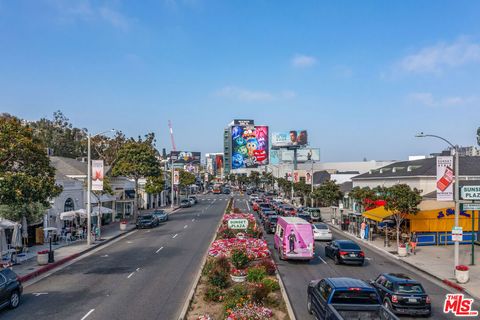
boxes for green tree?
[249,171,261,187]
[227,173,237,184]
[145,175,165,194]
[179,170,196,188]
[312,180,343,207]
[384,184,422,248]
[0,115,62,222]
[91,130,127,166]
[112,140,160,219]
[276,177,292,196]
[477,127,480,146]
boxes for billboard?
[215,154,224,176]
[91,160,104,191]
[231,125,269,169]
[233,119,254,126]
[272,130,308,147]
[271,148,320,163]
[170,151,201,164]
[436,156,454,201]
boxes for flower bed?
[208,238,270,260]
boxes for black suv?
[371,273,431,317]
[0,268,22,310]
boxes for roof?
[339,181,353,193]
[362,206,394,222]
[327,277,371,289]
[353,156,480,180]
[279,217,310,225]
[383,273,419,284]
[50,156,112,177]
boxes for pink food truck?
[274,217,314,261]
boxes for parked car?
[274,216,314,261]
[152,210,169,223]
[305,207,322,222]
[325,240,365,265]
[188,197,195,206]
[307,277,398,320]
[297,213,313,224]
[180,199,192,208]
[136,214,159,229]
[371,273,431,317]
[264,215,278,234]
[188,195,198,204]
[0,269,22,310]
[312,223,332,241]
[222,188,231,195]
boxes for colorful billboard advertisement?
[269,148,320,164]
[272,130,308,147]
[170,151,201,164]
[231,125,269,169]
[91,160,104,191]
[436,156,454,201]
[215,154,224,176]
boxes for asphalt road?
[235,197,462,320]
[1,194,230,320]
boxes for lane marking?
[81,309,95,320]
[184,225,188,229]
[156,247,164,254]
[101,254,109,258]
[172,233,178,239]
[365,257,372,261]
[192,218,195,222]
[127,241,133,244]
[136,267,140,272]
[33,292,48,297]
[147,230,151,233]
[127,272,135,279]
[318,256,327,264]
[246,201,251,211]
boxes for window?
[331,290,379,305]
[397,283,425,294]
[318,280,331,301]
[376,276,386,286]
[0,274,6,286]
[64,198,75,212]
[384,281,394,291]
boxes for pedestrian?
[410,232,418,255]
[360,220,366,239]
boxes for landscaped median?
[187,207,290,320]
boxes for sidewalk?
[10,206,178,283]
[328,222,480,300]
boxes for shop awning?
[362,206,394,222]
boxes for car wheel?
[9,291,20,309]
[307,295,313,314]
[278,247,285,260]
[334,254,340,265]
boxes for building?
[446,146,480,157]
[205,153,224,178]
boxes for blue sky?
[1,0,480,161]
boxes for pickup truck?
[307,277,399,320]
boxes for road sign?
[227,219,248,230]
[463,203,480,211]
[452,226,463,242]
[461,186,480,200]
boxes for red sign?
[444,294,478,317]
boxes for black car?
[297,213,313,223]
[152,210,169,222]
[136,214,159,229]
[0,269,22,310]
[371,273,431,317]
[325,240,365,265]
[264,215,278,234]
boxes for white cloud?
[99,6,129,30]
[398,37,480,74]
[407,92,477,107]
[292,54,317,68]
[215,86,296,102]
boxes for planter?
[455,269,469,284]
[397,246,407,257]
[37,253,49,265]
[230,274,247,283]
[120,222,127,231]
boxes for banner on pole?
[436,156,454,201]
[174,170,180,185]
[305,171,312,185]
[91,160,104,191]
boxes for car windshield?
[338,242,361,250]
[269,217,278,222]
[331,290,379,305]
[154,211,165,216]
[396,283,425,294]
[140,215,152,220]
[315,224,328,229]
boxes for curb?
[18,226,137,283]
[275,269,297,320]
[327,223,478,299]
[178,197,233,320]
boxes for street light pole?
[416,132,460,270]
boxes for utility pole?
[311,148,314,207]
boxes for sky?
[1,0,480,162]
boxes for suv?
[0,268,22,310]
[371,273,431,317]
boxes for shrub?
[215,255,231,273]
[224,284,250,312]
[204,286,223,302]
[231,248,249,269]
[258,258,276,275]
[247,266,266,283]
[208,266,229,289]
[217,226,236,239]
[249,282,271,303]
[262,278,280,292]
[202,259,215,276]
[233,207,242,213]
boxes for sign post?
[452,226,463,242]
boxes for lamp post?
[87,129,115,246]
[415,132,460,270]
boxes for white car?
[312,223,332,241]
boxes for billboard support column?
[171,158,174,209]
[454,148,460,269]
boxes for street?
[0,195,230,320]
[235,197,462,320]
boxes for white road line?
[155,247,164,254]
[365,257,372,261]
[33,292,48,297]
[246,200,251,212]
[318,256,327,264]
[101,254,109,257]
[172,233,178,239]
[136,267,140,272]
[80,309,95,320]
[127,272,135,279]
[127,241,133,244]
[184,225,188,229]
[192,218,195,222]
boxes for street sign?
[463,203,480,211]
[452,226,463,242]
[461,186,480,200]
[173,170,180,185]
[227,219,248,230]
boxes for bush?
[204,286,223,302]
[217,226,236,239]
[202,259,216,276]
[247,266,266,283]
[262,278,280,292]
[231,248,249,269]
[233,207,242,213]
[223,284,250,312]
[208,266,229,289]
[215,255,231,273]
[249,282,271,303]
[258,258,276,275]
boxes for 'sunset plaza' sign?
[227,219,248,230]
[461,186,480,200]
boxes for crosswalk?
[199,198,230,201]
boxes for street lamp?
[415,132,460,270]
[87,129,115,245]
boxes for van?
[274,217,314,260]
